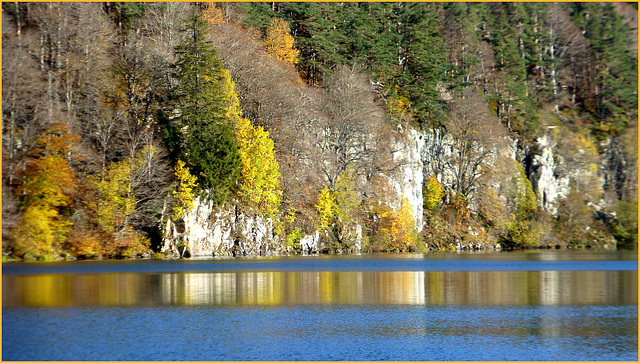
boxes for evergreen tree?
[167,13,241,206]
[484,3,529,131]
[399,3,447,125]
[571,2,638,132]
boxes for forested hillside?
[2,2,637,261]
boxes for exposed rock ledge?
[161,197,293,257]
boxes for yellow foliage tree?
[13,122,79,260]
[315,170,361,232]
[315,170,363,251]
[23,155,76,210]
[217,65,283,216]
[235,117,282,215]
[202,2,225,25]
[172,159,198,219]
[220,68,243,123]
[89,148,155,257]
[368,198,417,251]
[264,18,300,65]
[93,160,136,235]
[316,187,338,232]
[333,171,360,221]
[423,175,444,212]
[12,206,56,260]
[390,198,417,249]
[23,122,79,209]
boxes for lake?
[2,250,638,360]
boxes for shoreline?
[2,244,634,264]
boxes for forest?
[2,2,637,261]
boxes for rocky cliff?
[528,134,571,216]
[161,197,283,257]
[390,127,425,232]
[162,124,629,257]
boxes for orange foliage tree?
[264,18,300,65]
[202,2,225,25]
[12,122,79,260]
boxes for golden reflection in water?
[3,270,637,308]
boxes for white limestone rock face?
[421,128,457,188]
[529,133,606,216]
[391,127,425,232]
[299,231,319,255]
[161,197,282,257]
[529,135,569,215]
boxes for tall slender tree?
[164,12,240,206]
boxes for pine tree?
[398,3,447,125]
[168,12,241,206]
[485,3,529,131]
[571,3,638,131]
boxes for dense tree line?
[2,2,637,260]
[236,1,637,250]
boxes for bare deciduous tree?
[443,90,504,198]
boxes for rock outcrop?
[528,135,570,216]
[391,127,425,232]
[161,197,282,257]
[161,124,622,257]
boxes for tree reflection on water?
[3,269,637,308]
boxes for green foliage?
[515,175,538,222]
[105,2,148,32]
[399,3,447,124]
[239,2,447,123]
[610,198,639,250]
[570,3,638,130]
[506,168,540,247]
[166,13,241,206]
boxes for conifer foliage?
[1,2,637,259]
[164,13,241,206]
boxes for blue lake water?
[2,250,638,361]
